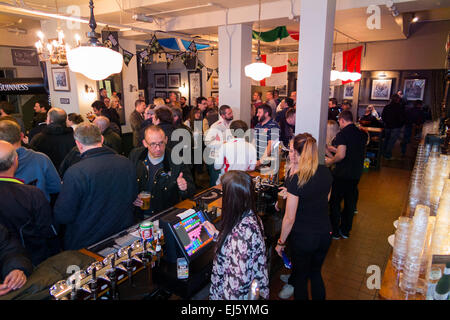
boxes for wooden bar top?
[379,254,425,300]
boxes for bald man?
[0,141,59,266]
[30,107,76,171]
[93,116,122,154]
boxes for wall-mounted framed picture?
[154,91,167,99]
[11,48,39,66]
[188,70,202,106]
[154,73,167,88]
[211,76,219,90]
[329,86,334,98]
[343,82,354,100]
[370,79,392,100]
[211,91,219,99]
[51,67,70,91]
[168,90,181,100]
[403,79,426,101]
[168,73,181,89]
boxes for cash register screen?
[171,211,213,257]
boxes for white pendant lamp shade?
[349,72,362,81]
[339,71,351,82]
[330,69,340,81]
[245,61,272,81]
[67,46,123,81]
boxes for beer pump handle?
[128,247,132,261]
[111,254,115,269]
[92,267,97,281]
[70,279,77,300]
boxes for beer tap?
[155,237,162,267]
[126,247,134,287]
[70,279,77,300]
[89,266,98,300]
[108,254,119,300]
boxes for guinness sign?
[0,78,47,95]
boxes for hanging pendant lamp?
[245,0,272,81]
[67,0,123,80]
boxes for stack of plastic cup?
[392,216,411,271]
[429,155,450,216]
[421,150,441,213]
[419,216,436,275]
[430,179,450,256]
[399,205,430,295]
[406,144,427,217]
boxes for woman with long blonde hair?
[275,133,333,300]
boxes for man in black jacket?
[381,94,405,160]
[129,125,196,218]
[325,111,368,239]
[0,224,33,296]
[29,107,75,170]
[93,116,122,154]
[54,123,138,250]
[0,140,58,266]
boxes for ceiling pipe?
[0,1,218,44]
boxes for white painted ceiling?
[0,0,449,50]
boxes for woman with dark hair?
[203,171,269,300]
[275,133,333,300]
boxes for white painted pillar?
[296,0,336,162]
[218,23,252,125]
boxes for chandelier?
[35,29,69,66]
[67,0,123,80]
[245,0,272,81]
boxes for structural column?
[218,23,252,125]
[295,0,336,161]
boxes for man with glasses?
[129,125,195,218]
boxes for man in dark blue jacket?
[0,141,58,266]
[0,224,33,296]
[54,123,138,250]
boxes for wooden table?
[379,254,425,300]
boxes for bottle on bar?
[433,262,450,300]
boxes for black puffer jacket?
[0,178,59,266]
[129,147,196,217]
[0,224,33,282]
[29,123,76,170]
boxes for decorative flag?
[122,49,134,66]
[138,50,150,64]
[252,53,288,87]
[166,53,174,68]
[330,45,363,85]
[187,40,197,53]
[252,26,290,42]
[197,59,205,71]
[148,35,163,54]
[102,31,119,52]
[207,68,214,81]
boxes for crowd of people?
[0,86,430,300]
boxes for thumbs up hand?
[177,172,187,191]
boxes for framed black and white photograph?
[329,86,334,98]
[211,76,219,90]
[11,49,39,66]
[343,83,354,100]
[168,73,181,88]
[51,67,70,91]
[404,79,426,101]
[188,70,202,106]
[154,73,167,88]
[371,79,392,100]
[169,90,181,100]
[154,91,167,99]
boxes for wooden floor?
[270,162,413,300]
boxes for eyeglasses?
[148,141,165,149]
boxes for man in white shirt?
[214,120,257,185]
[204,105,234,186]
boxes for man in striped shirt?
[214,120,257,185]
[254,104,280,167]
